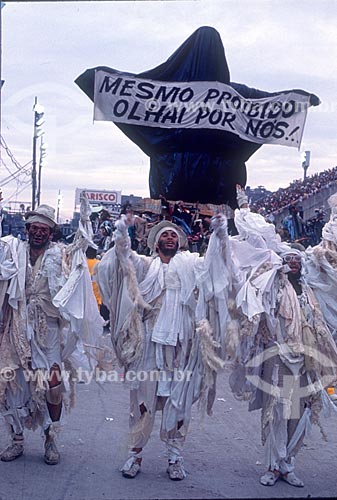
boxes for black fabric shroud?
[75,26,319,207]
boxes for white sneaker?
[1,441,24,462]
[44,438,60,465]
[121,456,142,478]
[167,460,186,481]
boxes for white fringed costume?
[228,205,337,480]
[0,236,67,435]
[0,196,107,445]
[96,214,238,468]
[304,193,337,342]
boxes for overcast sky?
[1,0,337,220]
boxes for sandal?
[260,470,280,486]
[280,472,304,487]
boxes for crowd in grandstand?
[247,166,337,247]
[250,166,337,215]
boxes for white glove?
[236,185,249,208]
[114,214,129,235]
[211,213,228,239]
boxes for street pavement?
[1,367,336,500]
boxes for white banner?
[94,69,310,148]
[75,188,122,206]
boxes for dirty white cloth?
[96,215,237,456]
[229,206,337,475]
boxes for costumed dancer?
[0,197,107,465]
[304,193,337,343]
[96,211,239,480]
[227,186,337,488]
[0,204,68,464]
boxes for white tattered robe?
[97,225,237,459]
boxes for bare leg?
[46,363,62,422]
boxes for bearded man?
[97,213,236,480]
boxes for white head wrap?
[280,248,303,259]
[154,226,180,248]
[279,247,305,276]
[147,220,187,254]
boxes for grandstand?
[250,166,337,226]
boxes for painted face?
[157,230,179,256]
[283,253,302,274]
[28,223,52,249]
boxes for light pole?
[37,135,47,205]
[301,150,310,181]
[56,190,62,223]
[32,98,45,209]
[0,3,5,155]
[32,98,38,210]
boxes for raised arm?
[114,214,132,259]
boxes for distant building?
[121,194,142,206]
[1,210,27,239]
[246,185,272,204]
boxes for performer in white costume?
[304,193,337,342]
[228,186,337,488]
[0,197,106,465]
[97,212,237,480]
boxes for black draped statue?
[75,26,319,207]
